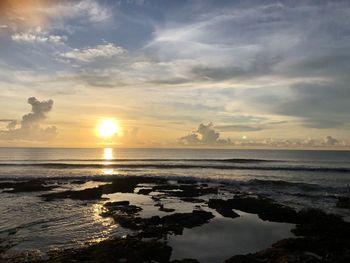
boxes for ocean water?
[1,147,350,184]
[1,147,350,259]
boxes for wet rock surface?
[224,205,350,263]
[157,203,176,213]
[337,196,350,209]
[38,237,172,263]
[209,195,299,223]
[0,180,58,193]
[207,199,240,218]
[180,197,205,203]
[41,176,166,200]
[112,210,214,239]
[225,235,350,263]
[137,188,153,195]
[101,201,143,217]
[152,184,218,198]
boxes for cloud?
[191,53,281,81]
[179,122,232,145]
[323,136,340,146]
[0,97,57,141]
[55,0,111,23]
[0,0,111,31]
[274,81,350,128]
[11,28,67,44]
[231,135,347,148]
[140,1,350,88]
[60,43,127,63]
[215,124,263,132]
[1,0,350,147]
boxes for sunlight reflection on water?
[103,148,114,160]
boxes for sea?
[1,147,350,260]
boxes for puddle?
[169,210,294,263]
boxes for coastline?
[1,175,350,263]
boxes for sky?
[0,0,349,148]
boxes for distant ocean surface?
[1,147,350,257]
[0,147,349,186]
[1,147,350,214]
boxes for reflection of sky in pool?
[106,191,294,262]
[169,210,294,263]
[1,180,294,260]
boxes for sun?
[97,119,119,138]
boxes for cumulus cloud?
[178,122,347,148]
[60,43,126,63]
[231,136,347,148]
[0,97,57,141]
[323,136,340,146]
[179,123,232,145]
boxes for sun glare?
[103,147,113,160]
[98,119,119,138]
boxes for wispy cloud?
[60,43,126,63]
[11,28,67,44]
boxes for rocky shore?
[1,176,350,263]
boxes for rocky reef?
[1,175,350,263]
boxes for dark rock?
[292,208,349,238]
[177,179,198,185]
[158,204,176,213]
[208,199,240,218]
[272,237,350,260]
[41,176,166,201]
[105,200,130,206]
[103,176,165,193]
[41,186,104,201]
[112,210,214,238]
[225,208,350,263]
[171,259,200,263]
[70,180,87,184]
[214,195,299,223]
[152,184,218,198]
[153,184,182,191]
[0,180,57,193]
[42,237,172,263]
[337,196,350,209]
[180,197,205,203]
[102,201,142,217]
[225,245,321,263]
[152,195,162,202]
[137,188,153,195]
